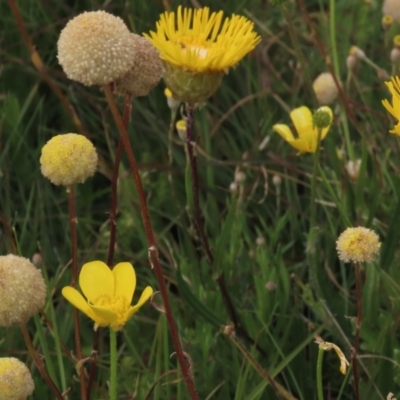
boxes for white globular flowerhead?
[57,11,136,86]
[0,255,46,327]
[114,34,163,97]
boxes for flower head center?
[177,37,211,59]
[93,294,130,317]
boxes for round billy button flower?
[114,34,163,97]
[62,261,153,331]
[145,6,261,104]
[336,227,381,263]
[57,11,136,86]
[0,357,34,400]
[40,134,98,186]
[0,255,46,327]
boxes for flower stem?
[351,262,362,400]
[185,105,214,264]
[103,84,198,400]
[316,347,324,400]
[20,323,64,400]
[308,129,323,299]
[67,185,87,400]
[109,329,118,400]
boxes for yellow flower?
[382,76,400,136]
[273,106,333,153]
[145,6,260,103]
[62,261,153,331]
[336,227,381,263]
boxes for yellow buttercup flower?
[62,261,153,331]
[273,106,333,153]
[145,6,260,103]
[382,76,400,136]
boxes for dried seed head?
[336,227,381,263]
[0,255,46,327]
[383,0,400,23]
[57,11,135,86]
[312,72,339,105]
[114,34,163,97]
[0,357,34,400]
[345,159,361,182]
[40,133,98,186]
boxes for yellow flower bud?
[383,0,400,23]
[40,133,98,186]
[0,255,46,327]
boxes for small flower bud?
[175,120,187,141]
[40,134,98,186]
[0,357,35,400]
[345,159,361,182]
[390,48,400,64]
[31,253,42,266]
[256,236,265,246]
[377,68,390,81]
[165,88,180,111]
[235,171,246,183]
[0,255,46,327]
[382,15,393,30]
[349,46,366,60]
[336,227,381,263]
[313,108,332,130]
[229,182,238,192]
[265,281,277,292]
[346,54,358,71]
[272,174,282,186]
[312,72,339,105]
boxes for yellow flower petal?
[272,124,295,141]
[79,261,114,303]
[317,106,333,140]
[89,304,119,328]
[382,97,398,119]
[288,139,315,153]
[127,286,154,320]
[113,262,136,303]
[62,286,98,322]
[290,106,313,139]
[390,122,400,136]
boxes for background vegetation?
[1,0,400,399]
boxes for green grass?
[1,0,400,399]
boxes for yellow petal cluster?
[336,227,381,263]
[40,133,98,186]
[382,76,400,136]
[58,11,136,86]
[145,6,260,103]
[0,357,35,400]
[0,255,46,327]
[273,106,333,153]
[62,261,153,331]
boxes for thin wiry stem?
[103,85,198,400]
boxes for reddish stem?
[103,85,198,400]
[352,262,362,400]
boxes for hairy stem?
[352,262,362,400]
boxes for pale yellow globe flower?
[62,261,153,331]
[273,106,333,153]
[382,76,400,136]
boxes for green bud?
[313,109,332,130]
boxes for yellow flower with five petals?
[273,106,333,153]
[62,261,153,331]
[382,76,400,136]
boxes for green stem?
[317,347,324,400]
[109,329,118,400]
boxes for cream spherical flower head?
[0,357,34,400]
[145,6,261,103]
[312,72,339,105]
[114,34,163,97]
[273,106,333,153]
[336,227,381,263]
[62,261,153,331]
[57,11,136,86]
[0,255,46,327]
[382,76,400,136]
[40,133,98,186]
[383,0,400,23]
